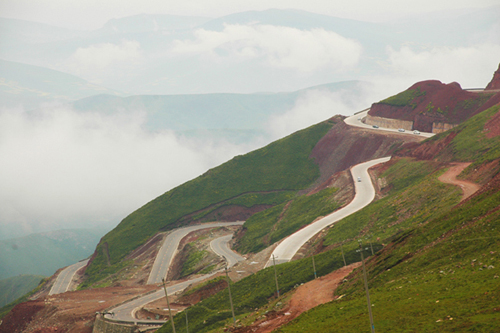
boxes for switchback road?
[108,231,241,323]
[147,221,245,285]
[210,234,245,267]
[265,157,391,267]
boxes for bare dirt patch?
[438,163,481,201]
[232,263,361,333]
[0,285,157,333]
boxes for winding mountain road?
[210,234,245,267]
[108,273,218,324]
[147,222,244,285]
[265,156,391,267]
[109,226,243,324]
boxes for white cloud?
[171,24,363,73]
[386,43,500,88]
[64,40,143,82]
[0,104,253,238]
[265,84,374,139]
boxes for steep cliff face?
[368,80,493,132]
[485,63,500,90]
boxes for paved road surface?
[109,231,243,323]
[49,259,89,295]
[344,109,435,138]
[147,221,245,285]
[265,157,391,267]
[210,234,245,267]
[107,273,218,324]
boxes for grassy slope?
[274,104,500,332]
[235,187,340,254]
[84,120,333,287]
[0,275,45,308]
[157,244,380,333]
[158,103,500,332]
[378,87,426,108]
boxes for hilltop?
[367,80,494,133]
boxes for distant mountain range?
[0,228,108,280]
[0,59,121,108]
[0,275,44,308]
[1,7,498,95]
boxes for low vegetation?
[378,87,426,108]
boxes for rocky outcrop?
[486,63,500,90]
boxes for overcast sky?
[0,0,498,30]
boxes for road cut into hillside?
[49,259,89,295]
[438,162,480,201]
[148,221,245,284]
[266,156,391,267]
[108,230,242,324]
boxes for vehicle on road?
[372,125,379,128]
[413,130,420,134]
[357,177,361,182]
[398,128,405,132]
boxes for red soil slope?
[369,80,493,132]
[485,63,500,90]
[232,263,361,333]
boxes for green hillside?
[0,275,44,308]
[83,120,334,287]
[158,103,500,332]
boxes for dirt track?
[438,163,480,201]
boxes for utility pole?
[340,242,347,267]
[367,235,374,255]
[272,254,280,297]
[358,242,375,333]
[312,254,317,279]
[225,266,236,324]
[162,278,176,333]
